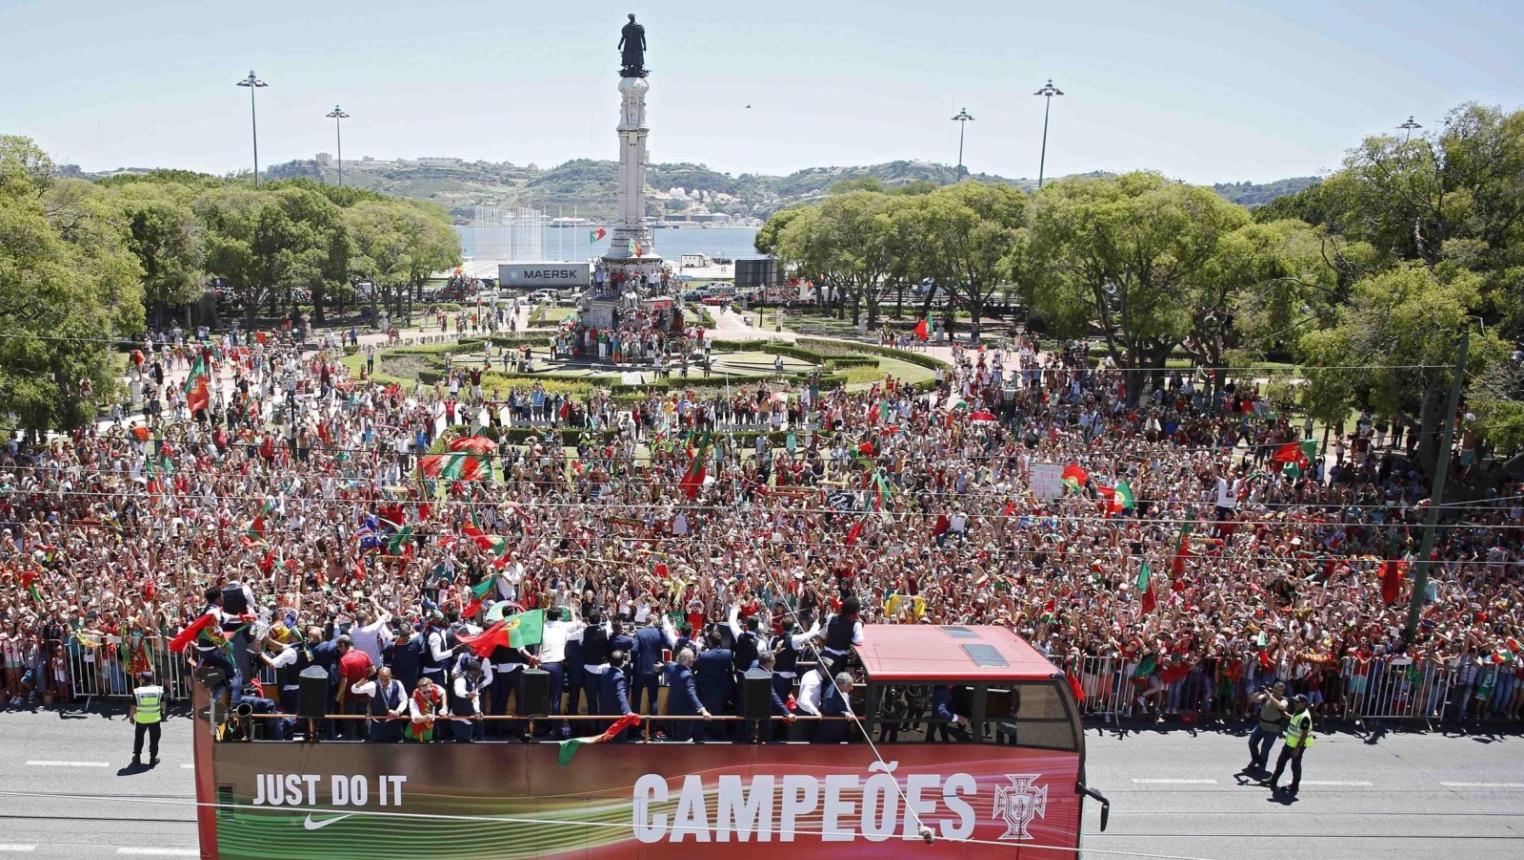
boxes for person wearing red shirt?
[337,640,374,740]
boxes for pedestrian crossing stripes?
[24,760,109,768]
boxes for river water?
[456,225,761,262]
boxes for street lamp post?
[1398,115,1422,141]
[950,107,974,179]
[326,105,350,186]
[1034,78,1064,189]
[236,70,269,187]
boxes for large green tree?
[0,136,143,432]
[1027,172,1248,399]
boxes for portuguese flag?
[386,525,414,555]
[590,227,607,242]
[463,575,498,617]
[419,452,484,481]
[1170,522,1192,575]
[20,569,42,603]
[679,432,712,501]
[1271,440,1318,476]
[558,713,642,765]
[913,318,929,341]
[1061,463,1088,493]
[458,609,546,658]
[1137,561,1156,614]
[1099,479,1135,516]
[184,356,210,415]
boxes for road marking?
[1440,782,1524,788]
[0,847,38,854]
[1131,778,1218,785]
[25,760,109,768]
[181,763,195,769]
[1302,780,1374,786]
[116,850,198,857]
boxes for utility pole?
[326,105,349,186]
[236,71,268,187]
[1035,78,1063,189]
[1405,328,1468,643]
[951,107,974,179]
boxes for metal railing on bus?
[64,642,1514,728]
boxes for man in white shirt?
[350,666,407,743]
[795,651,827,717]
[349,603,392,667]
[536,607,586,733]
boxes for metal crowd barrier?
[1066,652,1463,726]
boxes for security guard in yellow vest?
[1268,694,1313,796]
[130,672,163,768]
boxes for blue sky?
[2,0,1519,183]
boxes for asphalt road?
[1,703,1520,859]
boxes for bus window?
[980,680,1079,751]
[869,684,976,743]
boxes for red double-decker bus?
[192,624,1109,858]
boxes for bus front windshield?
[867,679,1080,751]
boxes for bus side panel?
[207,742,1080,859]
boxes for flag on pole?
[20,569,42,603]
[913,318,929,341]
[419,453,484,481]
[1379,558,1406,605]
[184,356,210,415]
[1137,561,1156,613]
[590,227,607,242]
[679,432,712,500]
[1170,522,1192,575]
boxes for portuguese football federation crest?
[992,773,1047,841]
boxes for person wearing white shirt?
[536,607,586,731]
[447,658,491,743]
[350,666,407,743]
[349,604,392,667]
[796,654,828,717]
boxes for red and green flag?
[1098,479,1134,516]
[590,227,607,243]
[1137,561,1156,614]
[458,609,546,658]
[419,452,484,481]
[679,432,712,501]
[184,356,210,414]
[1271,440,1317,476]
[1061,463,1088,493]
[20,569,42,603]
[386,525,414,555]
[913,318,929,341]
[558,713,642,764]
[1170,522,1193,575]
[463,575,498,617]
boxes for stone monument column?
[602,14,661,280]
[606,75,655,262]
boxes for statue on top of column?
[619,13,647,77]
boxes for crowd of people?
[2,317,1522,743]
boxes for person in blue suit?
[815,671,854,744]
[695,629,735,740]
[664,649,709,741]
[930,684,971,742]
[599,650,633,741]
[630,615,674,716]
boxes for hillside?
[82,156,1319,224]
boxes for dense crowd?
[1,321,1521,740]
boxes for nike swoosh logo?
[303,813,354,831]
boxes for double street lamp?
[1034,78,1064,189]
[951,107,974,179]
[1397,115,1422,141]
[236,70,269,187]
[326,105,350,186]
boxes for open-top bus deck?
[192,624,1108,858]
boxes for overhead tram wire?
[0,789,1240,860]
